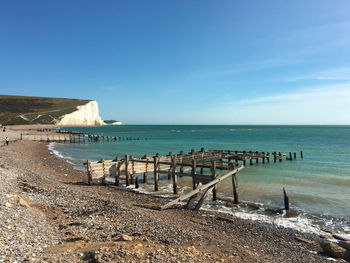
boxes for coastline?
[0,126,335,262]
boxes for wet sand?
[0,126,334,262]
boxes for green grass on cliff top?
[0,95,91,125]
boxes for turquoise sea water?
[50,125,350,234]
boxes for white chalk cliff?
[57,101,105,126]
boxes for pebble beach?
[0,126,343,262]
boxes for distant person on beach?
[5,137,9,146]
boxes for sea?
[49,125,350,236]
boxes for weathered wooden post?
[87,160,92,185]
[125,154,130,186]
[211,161,217,201]
[168,152,173,180]
[135,176,139,189]
[293,152,297,159]
[262,152,265,164]
[279,152,282,162]
[300,151,303,159]
[289,152,292,160]
[115,157,120,186]
[101,158,106,185]
[191,159,197,190]
[200,148,205,174]
[130,155,135,185]
[249,157,253,166]
[172,156,178,194]
[180,151,184,176]
[143,154,148,183]
[232,173,239,204]
[283,187,289,210]
[154,154,159,191]
[219,150,224,171]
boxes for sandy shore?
[0,126,335,262]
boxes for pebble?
[0,136,336,263]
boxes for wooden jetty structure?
[86,148,303,211]
[21,131,146,144]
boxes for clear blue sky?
[1,0,350,124]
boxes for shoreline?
[48,140,346,238]
[0,126,339,262]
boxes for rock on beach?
[320,240,350,261]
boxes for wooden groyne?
[86,148,303,210]
[22,130,148,143]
